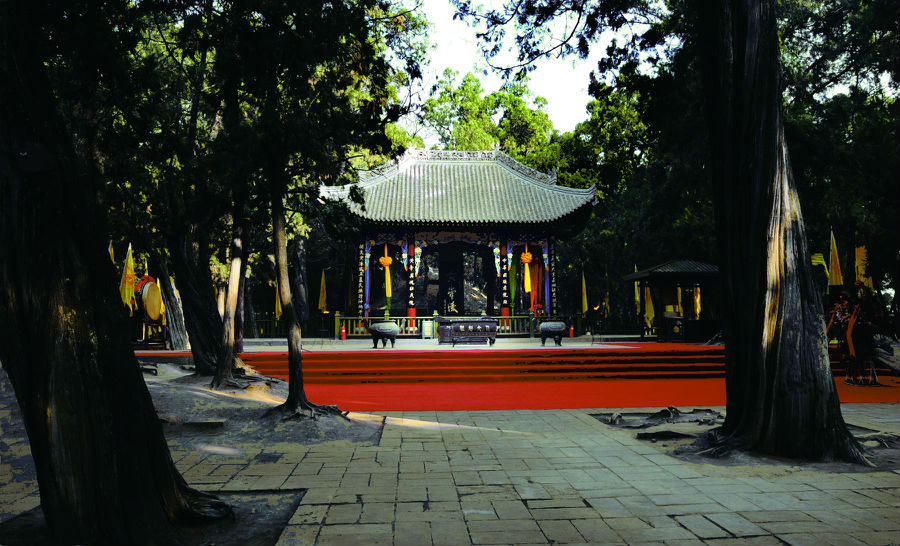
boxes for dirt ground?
[147,363,384,448]
[592,407,900,475]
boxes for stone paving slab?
[2,403,899,545]
[273,405,900,545]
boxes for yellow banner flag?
[633,265,640,314]
[855,246,874,289]
[643,286,655,328]
[108,241,115,263]
[275,283,282,320]
[581,272,588,315]
[522,244,532,294]
[318,270,327,313]
[811,253,828,277]
[694,286,701,318]
[119,244,136,316]
[829,232,843,286]
[379,244,392,298]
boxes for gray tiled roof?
[320,149,596,225]
[623,260,719,281]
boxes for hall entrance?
[420,242,499,316]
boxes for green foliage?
[779,0,898,103]
[454,0,897,299]
[555,87,649,194]
[778,0,899,287]
[348,122,426,170]
[421,70,555,167]
[552,53,715,324]
[38,0,427,293]
[787,89,899,285]
[208,255,230,285]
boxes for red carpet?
[301,376,900,411]
[241,344,729,382]
[136,344,899,411]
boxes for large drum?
[133,275,167,350]
[135,276,165,321]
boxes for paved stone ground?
[176,405,897,546]
[3,381,899,545]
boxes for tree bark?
[168,232,223,375]
[697,0,865,462]
[289,237,310,322]
[0,6,233,541]
[234,253,248,353]
[270,184,311,410]
[211,221,245,389]
[152,252,189,351]
[243,277,259,339]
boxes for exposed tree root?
[209,373,272,391]
[635,430,696,441]
[215,378,251,389]
[600,405,881,467]
[209,357,267,390]
[696,443,733,459]
[177,486,235,523]
[600,407,724,429]
[857,433,900,449]
[264,400,350,421]
[695,427,735,458]
[693,427,875,466]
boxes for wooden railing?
[333,312,539,339]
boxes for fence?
[253,313,643,340]
[333,312,539,338]
[254,315,333,339]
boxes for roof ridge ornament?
[395,148,558,185]
[494,151,555,185]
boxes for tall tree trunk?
[243,277,259,339]
[235,253,248,353]
[211,216,246,389]
[697,0,865,462]
[289,237,310,323]
[270,185,311,410]
[168,233,223,375]
[151,252,189,351]
[0,6,233,540]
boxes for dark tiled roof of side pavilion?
[623,260,719,281]
[319,149,596,225]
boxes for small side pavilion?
[623,259,720,342]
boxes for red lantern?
[340,325,347,341]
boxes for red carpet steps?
[242,344,727,383]
[135,344,899,410]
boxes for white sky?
[416,0,608,136]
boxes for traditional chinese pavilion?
[321,149,596,321]
[623,259,720,342]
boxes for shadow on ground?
[0,363,382,544]
[0,491,304,546]
[593,406,900,472]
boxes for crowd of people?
[826,281,888,385]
